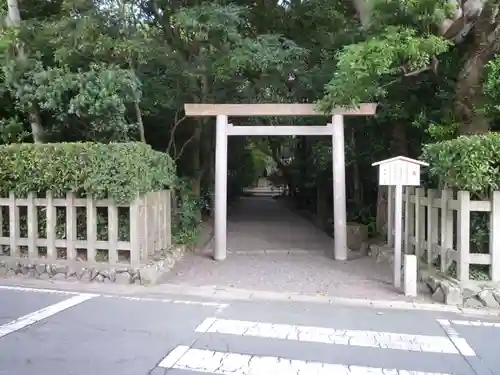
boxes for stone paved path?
[226,196,335,254]
[167,196,422,302]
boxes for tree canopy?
[0,0,499,244]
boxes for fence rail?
[0,190,172,267]
[387,187,500,283]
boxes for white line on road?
[195,317,463,354]
[436,319,476,357]
[449,319,500,328]
[159,346,451,375]
[0,293,96,339]
[0,285,81,295]
[0,285,229,310]
[101,295,229,310]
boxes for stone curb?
[155,284,500,318]
[0,245,186,286]
[1,279,499,318]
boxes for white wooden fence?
[0,190,171,267]
[387,187,500,283]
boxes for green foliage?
[2,61,141,141]
[171,178,205,246]
[228,139,257,199]
[422,133,500,196]
[318,26,451,110]
[483,56,500,116]
[0,142,176,204]
[251,148,269,182]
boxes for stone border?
[370,243,500,310]
[0,245,186,286]
[422,270,500,309]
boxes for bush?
[422,133,500,280]
[421,133,500,197]
[0,142,176,204]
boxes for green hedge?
[422,133,500,196]
[0,142,176,204]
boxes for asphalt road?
[0,285,499,375]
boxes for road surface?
[0,284,499,375]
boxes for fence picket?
[0,190,172,270]
[456,191,470,281]
[490,191,500,281]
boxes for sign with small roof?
[372,156,429,295]
[372,156,429,186]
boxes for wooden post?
[440,189,453,273]
[457,191,470,282]
[108,201,119,264]
[332,115,348,260]
[8,192,18,258]
[394,184,403,288]
[129,197,141,267]
[387,186,394,248]
[490,191,500,281]
[86,196,96,263]
[66,192,76,262]
[46,192,56,261]
[165,190,172,247]
[426,189,436,266]
[414,188,423,261]
[158,191,165,251]
[404,187,415,254]
[27,192,37,260]
[214,114,228,260]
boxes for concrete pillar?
[214,115,228,260]
[332,115,348,260]
[394,184,403,288]
[404,254,417,297]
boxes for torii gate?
[184,103,377,261]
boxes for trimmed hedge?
[0,142,176,204]
[422,133,500,196]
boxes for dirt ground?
[165,197,423,302]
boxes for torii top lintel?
[184,103,377,117]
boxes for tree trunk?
[455,51,493,134]
[28,109,44,143]
[454,6,500,134]
[134,100,146,142]
[7,0,44,143]
[391,122,409,155]
[349,126,363,209]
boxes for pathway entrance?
[184,103,377,262]
[226,196,334,254]
[166,195,410,301]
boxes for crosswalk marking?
[0,293,96,339]
[159,346,451,375]
[449,319,500,328]
[435,319,476,357]
[195,317,461,354]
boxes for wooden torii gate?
[184,103,377,261]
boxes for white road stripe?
[159,346,451,375]
[158,345,190,368]
[0,285,228,309]
[196,317,461,354]
[102,295,229,310]
[0,285,80,295]
[0,293,96,338]
[450,319,500,328]
[436,319,476,357]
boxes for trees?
[0,0,498,241]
